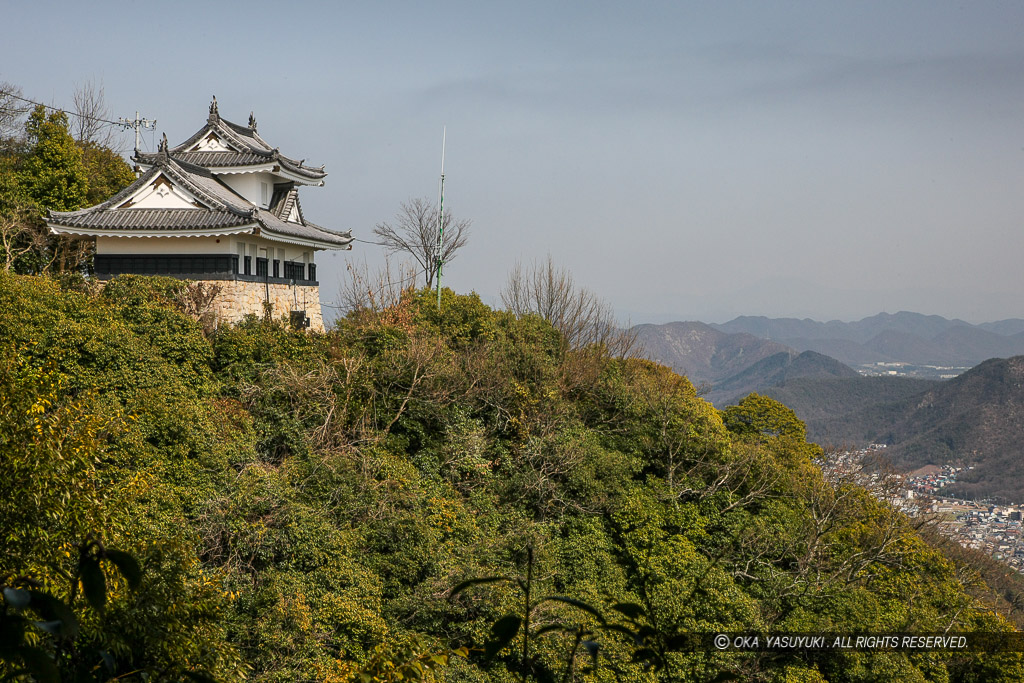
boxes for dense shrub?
[1,274,1020,682]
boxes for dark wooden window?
[284,261,305,280]
[243,256,251,275]
[308,263,317,282]
[95,254,237,277]
[272,259,280,278]
[256,257,268,277]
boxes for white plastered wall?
[96,235,234,255]
[218,172,277,207]
[233,235,315,265]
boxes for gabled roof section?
[262,181,352,249]
[49,138,253,227]
[50,135,353,250]
[268,182,303,223]
[49,143,257,235]
[136,96,326,183]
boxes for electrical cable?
[350,236,390,247]
[1,90,124,128]
[320,265,430,309]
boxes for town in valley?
[822,446,1024,573]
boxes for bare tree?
[72,79,119,149]
[0,203,46,271]
[501,255,639,357]
[0,81,30,141]
[372,197,470,289]
[173,281,223,334]
[337,258,419,316]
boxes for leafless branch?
[0,203,46,271]
[0,81,30,140]
[372,197,470,289]
[501,255,640,358]
[337,258,419,316]
[72,79,118,149]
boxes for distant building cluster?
[855,362,969,380]
[904,464,964,496]
[935,501,1024,571]
[821,447,1024,573]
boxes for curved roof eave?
[203,165,325,185]
[48,224,257,238]
[258,228,354,251]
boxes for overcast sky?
[6,1,1024,324]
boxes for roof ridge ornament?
[208,95,219,123]
[157,133,169,161]
[248,112,257,130]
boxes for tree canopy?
[20,105,89,212]
[1,272,1021,682]
[0,87,133,274]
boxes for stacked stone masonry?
[210,280,326,332]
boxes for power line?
[321,265,429,310]
[1,90,124,128]
[351,236,390,247]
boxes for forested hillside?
[2,272,1023,682]
[761,376,939,446]
[761,358,1024,503]
[708,350,860,407]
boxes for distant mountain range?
[632,320,922,405]
[630,321,791,392]
[633,313,1024,500]
[710,311,1024,368]
[706,350,858,406]
[633,312,1024,400]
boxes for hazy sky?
[6,1,1024,324]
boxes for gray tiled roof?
[166,158,253,214]
[136,149,326,181]
[276,155,325,180]
[49,150,351,249]
[257,208,352,246]
[151,151,272,167]
[154,105,327,181]
[49,208,254,231]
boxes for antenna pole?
[119,111,157,175]
[435,126,446,310]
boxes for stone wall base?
[210,280,326,332]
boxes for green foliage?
[0,99,133,276]
[1,274,1020,682]
[0,352,115,574]
[410,287,497,349]
[21,106,88,212]
[0,540,141,682]
[0,316,241,680]
[721,393,808,441]
[353,633,469,682]
[79,141,135,206]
